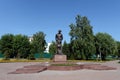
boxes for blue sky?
[0,0,120,43]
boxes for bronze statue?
[55,30,63,55]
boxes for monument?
[53,30,67,62]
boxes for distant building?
[28,36,33,42]
[44,42,52,53]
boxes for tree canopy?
[69,15,96,60]
[95,32,117,60]
[0,14,119,60]
[0,34,14,59]
[31,31,46,54]
[49,41,56,55]
[13,34,30,58]
[0,31,46,59]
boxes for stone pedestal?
[53,55,67,62]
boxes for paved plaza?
[0,60,120,80]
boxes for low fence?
[34,53,53,59]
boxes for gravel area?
[0,60,120,80]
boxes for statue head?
[58,30,62,33]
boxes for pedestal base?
[53,55,67,62]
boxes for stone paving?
[0,60,120,80]
[9,62,116,74]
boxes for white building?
[28,36,33,42]
[44,42,52,53]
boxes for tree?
[49,41,56,55]
[13,34,30,58]
[0,39,1,53]
[69,15,96,60]
[62,41,71,59]
[95,32,117,60]
[0,34,14,59]
[31,31,46,54]
[116,41,120,58]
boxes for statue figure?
[55,30,63,55]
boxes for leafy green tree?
[13,34,30,58]
[0,39,1,53]
[0,34,14,59]
[69,15,95,60]
[116,41,120,58]
[95,32,117,60]
[62,41,71,59]
[49,41,56,55]
[31,31,46,54]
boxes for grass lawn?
[0,58,51,63]
[0,58,110,63]
[51,63,78,66]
